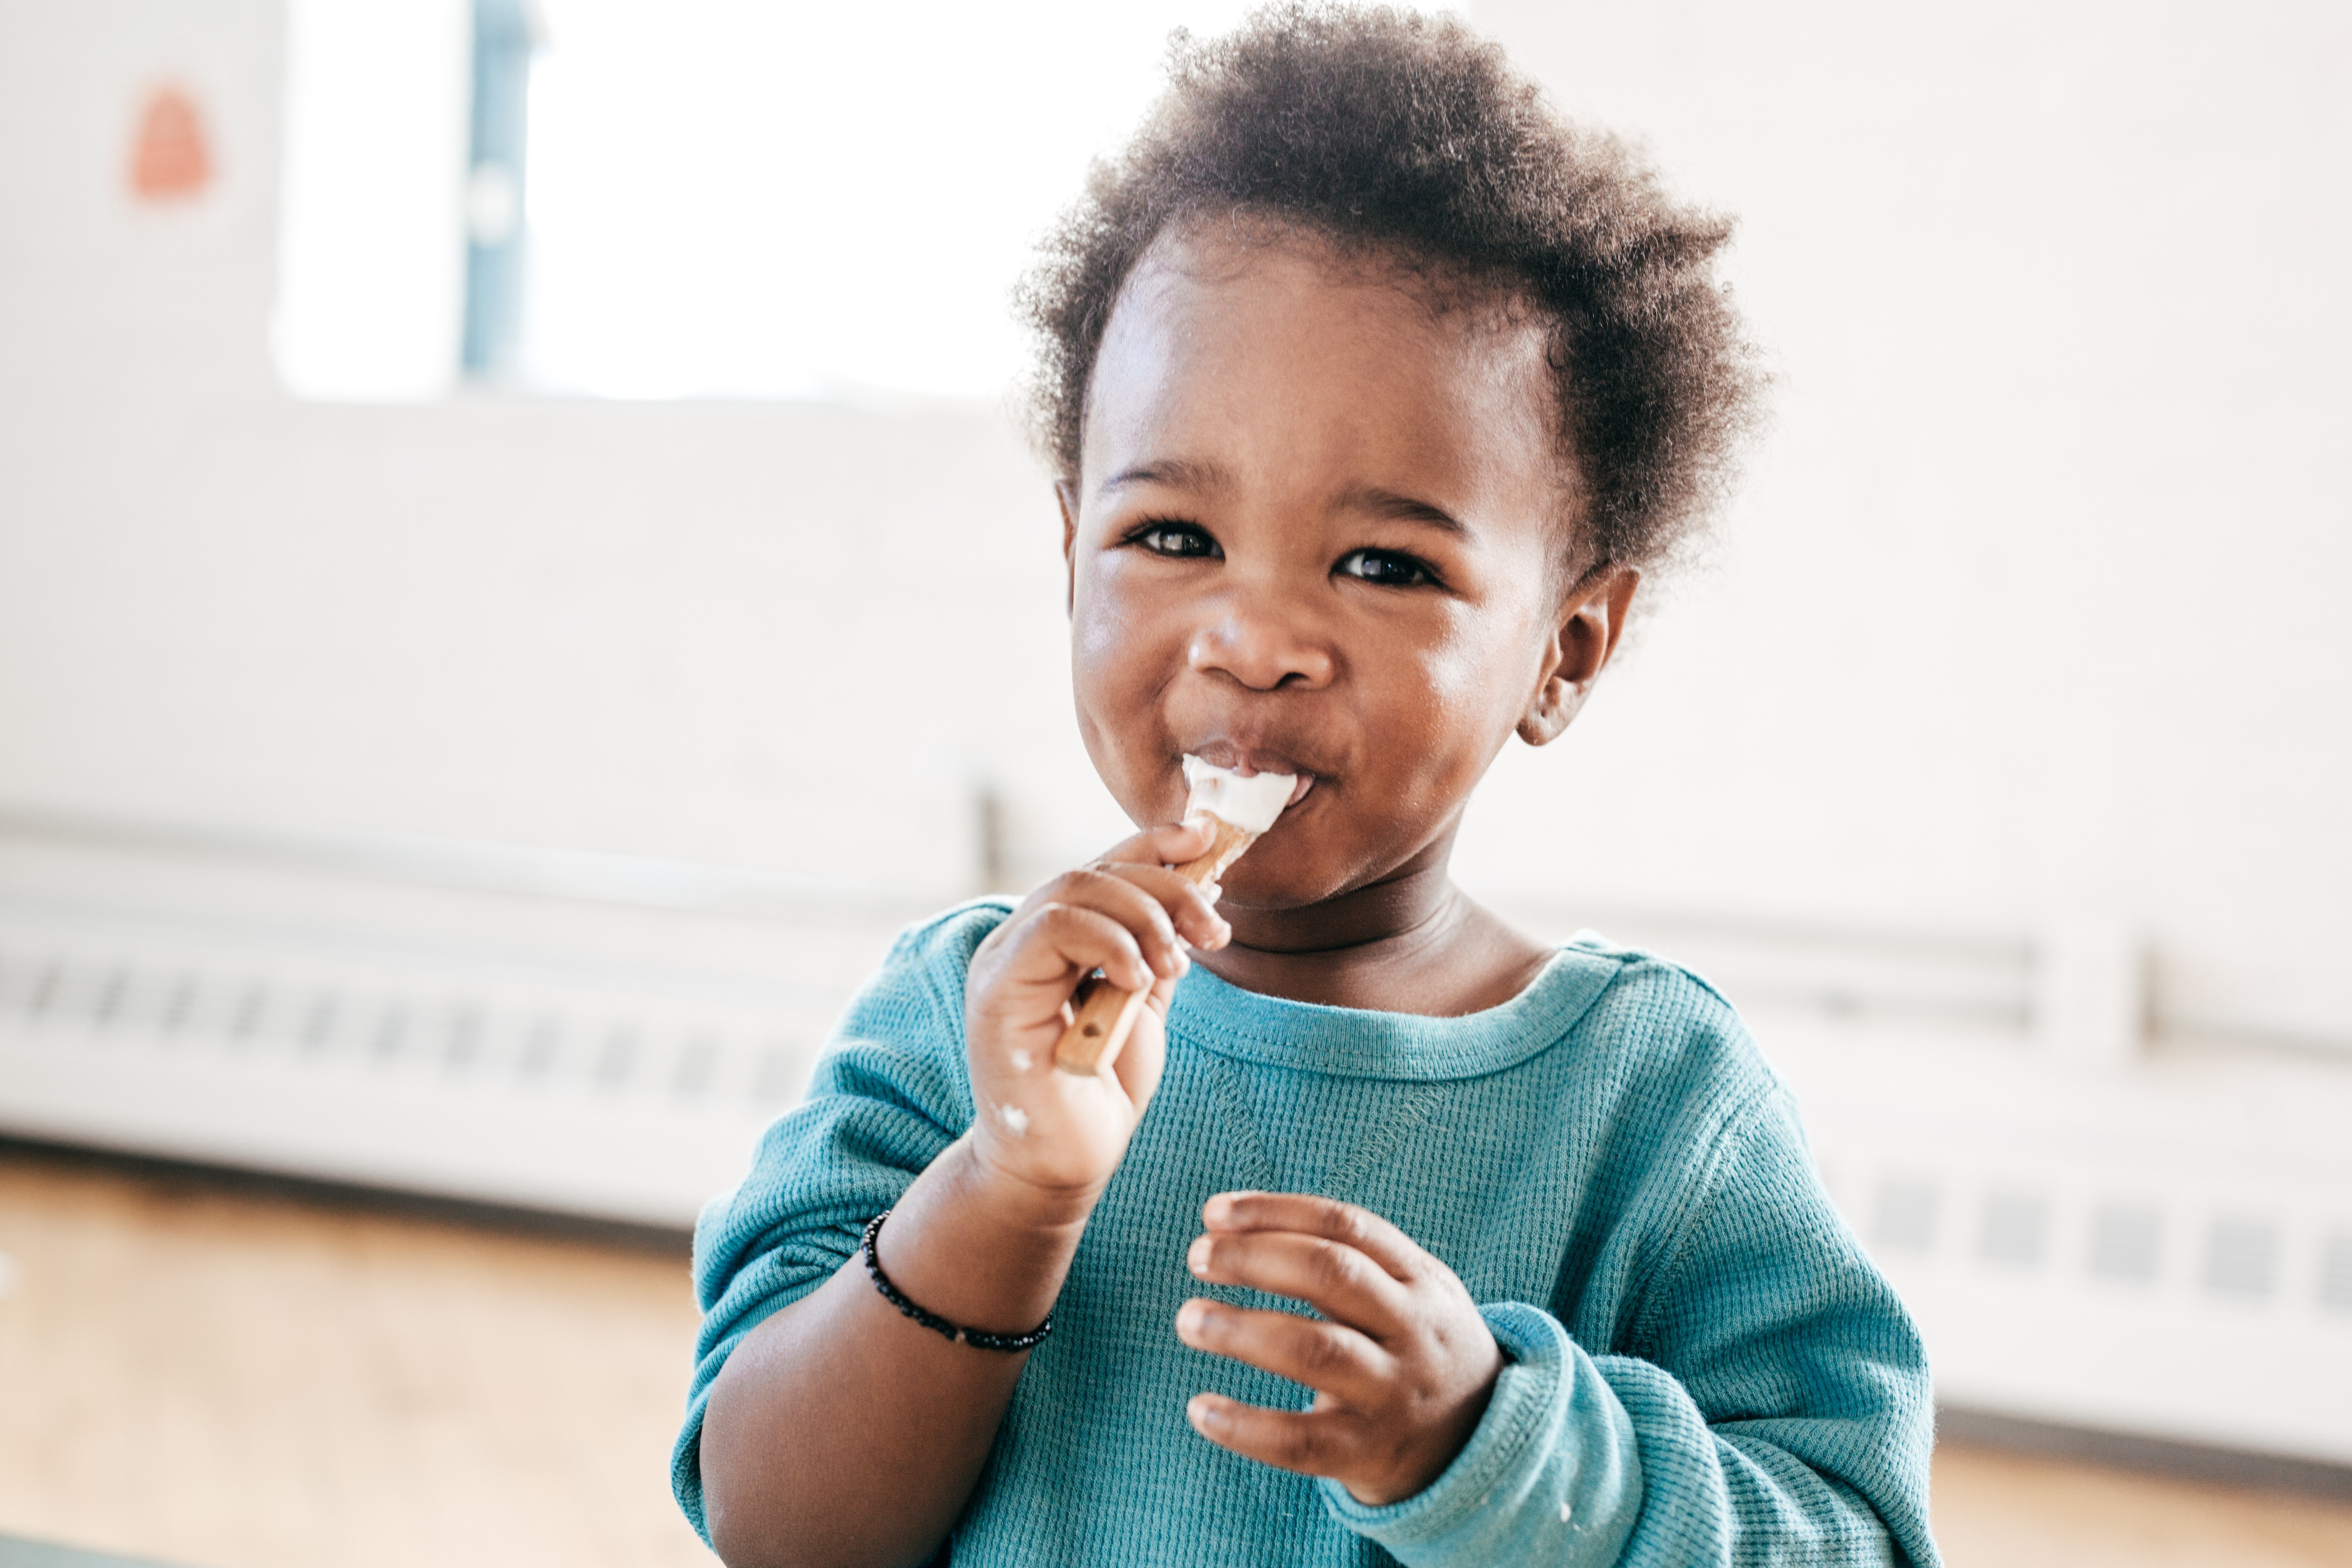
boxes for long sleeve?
[1318,1087,1938,1568]
[670,921,1939,1566]
[668,902,1003,1539]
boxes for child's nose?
[1185,599,1336,692]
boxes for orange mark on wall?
[129,85,212,201]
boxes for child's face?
[1063,227,1624,912]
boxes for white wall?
[1,0,2347,1049]
[0,0,1121,912]
[1461,0,2352,1050]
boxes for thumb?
[1110,972,1176,1115]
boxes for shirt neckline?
[1164,943,1626,1081]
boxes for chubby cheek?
[1234,628,1532,905]
[1069,562,1187,824]
[1374,618,1531,809]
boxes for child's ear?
[1055,479,1081,616]
[1518,566,1641,746]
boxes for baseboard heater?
[3,808,2348,1471]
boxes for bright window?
[275,0,1453,403]
[273,0,471,401]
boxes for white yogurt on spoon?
[1181,755,1298,833]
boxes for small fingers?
[1004,902,1158,993]
[1185,1229,1411,1335]
[1095,817,1218,871]
[1184,1393,1348,1480]
[1094,860,1230,950]
[1060,866,1194,979]
[1012,866,1196,984]
[1201,1193,1430,1284]
[1176,1298,1390,1402]
[1105,972,1174,1109]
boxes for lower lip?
[1286,775,1316,808]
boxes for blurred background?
[1,0,2348,1564]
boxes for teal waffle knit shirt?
[675,901,1940,1566]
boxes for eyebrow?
[1097,465,1470,537]
[1343,485,1469,537]
[1097,458,1234,498]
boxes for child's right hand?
[963,819,1229,1209]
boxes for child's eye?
[1335,548,1439,588]
[1129,521,1221,559]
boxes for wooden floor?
[1,1143,2348,1568]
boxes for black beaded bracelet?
[860,1209,1055,1352]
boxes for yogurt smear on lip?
[1181,754,1298,833]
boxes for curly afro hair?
[1018,3,1762,575]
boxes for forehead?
[1082,227,1568,514]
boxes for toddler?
[676,7,1938,1566]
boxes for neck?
[1223,836,1463,955]
[1196,827,1546,1014]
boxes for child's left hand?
[1175,1192,1504,1506]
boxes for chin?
[1216,840,1367,912]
